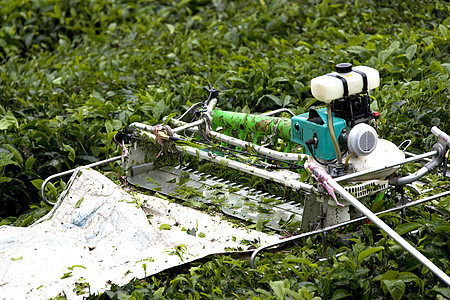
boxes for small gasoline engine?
[292,63,387,177]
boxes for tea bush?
[0,0,449,298]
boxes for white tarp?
[0,168,280,299]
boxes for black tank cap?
[336,63,352,73]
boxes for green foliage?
[92,220,449,299]
[0,0,449,298]
[1,0,449,216]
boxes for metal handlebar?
[432,126,450,147]
[390,127,449,185]
[41,156,123,206]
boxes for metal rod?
[327,104,342,164]
[174,102,203,121]
[129,122,153,131]
[41,156,123,206]
[335,150,439,182]
[404,151,432,162]
[328,178,450,286]
[261,108,295,117]
[172,119,204,133]
[250,190,450,269]
[135,128,313,192]
[169,118,306,162]
[210,131,306,162]
[176,141,313,192]
[205,98,218,114]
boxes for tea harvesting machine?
[42,63,450,285]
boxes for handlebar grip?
[432,126,450,147]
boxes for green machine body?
[291,108,347,161]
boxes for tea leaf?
[75,196,84,209]
[63,144,76,163]
[331,289,352,300]
[358,246,384,263]
[269,280,289,300]
[0,111,18,130]
[11,256,23,261]
[439,24,448,39]
[405,44,417,61]
[31,179,44,190]
[159,224,171,230]
[394,222,421,235]
[382,280,405,300]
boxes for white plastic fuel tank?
[311,63,380,103]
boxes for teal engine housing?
[291,108,346,161]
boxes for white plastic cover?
[348,138,406,180]
[0,168,280,299]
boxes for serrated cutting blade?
[128,165,303,230]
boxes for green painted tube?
[212,110,292,141]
